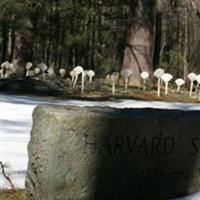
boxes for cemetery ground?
[0,189,25,200]
[0,78,199,104]
[5,88,200,104]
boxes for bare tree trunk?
[153,11,162,68]
[13,18,34,77]
[0,161,15,189]
[2,22,8,61]
[7,15,15,61]
[8,28,15,62]
[122,0,156,87]
[183,7,188,80]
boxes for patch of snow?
[1,92,200,200]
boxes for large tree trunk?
[13,17,34,77]
[183,7,188,81]
[2,22,8,61]
[122,0,156,87]
[153,11,162,68]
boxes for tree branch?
[0,161,15,189]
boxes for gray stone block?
[25,105,200,200]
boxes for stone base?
[26,105,200,200]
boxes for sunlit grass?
[0,190,25,200]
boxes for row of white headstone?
[154,68,200,100]
[25,62,197,99]
[26,64,95,94]
[0,62,96,94]
[25,62,55,78]
[1,61,200,100]
[107,70,152,95]
[0,61,54,79]
[108,68,200,100]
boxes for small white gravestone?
[187,73,197,97]
[47,67,55,78]
[59,68,66,78]
[140,71,149,91]
[70,66,85,94]
[38,63,48,72]
[161,73,173,95]
[175,78,185,93]
[105,74,110,81]
[25,62,33,77]
[195,74,200,95]
[111,72,119,95]
[1,61,10,78]
[38,63,48,79]
[0,68,3,78]
[154,68,165,97]
[6,63,16,78]
[87,70,95,83]
[121,69,132,92]
[34,67,41,75]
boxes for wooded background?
[0,0,199,84]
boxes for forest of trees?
[0,0,199,86]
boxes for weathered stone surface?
[26,105,200,200]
